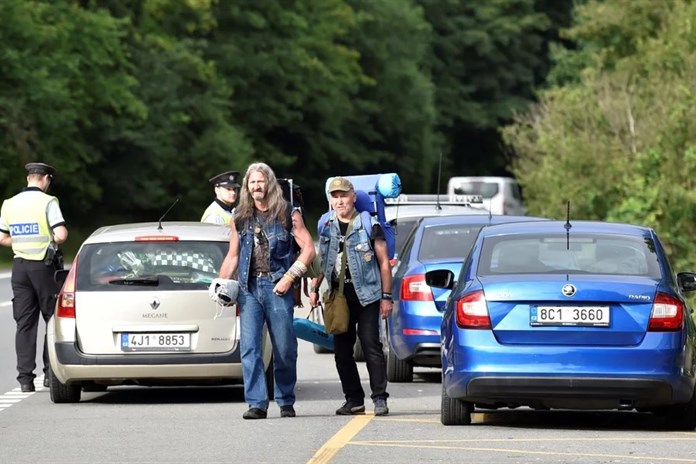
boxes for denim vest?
[319,211,382,306]
[237,211,294,291]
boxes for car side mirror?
[54,269,69,288]
[425,269,455,290]
[677,272,696,293]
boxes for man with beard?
[215,162,315,419]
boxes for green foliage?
[0,0,572,240]
[505,0,696,270]
[422,0,570,176]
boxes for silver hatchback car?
[47,222,272,403]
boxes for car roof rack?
[384,194,483,206]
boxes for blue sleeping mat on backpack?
[321,173,401,259]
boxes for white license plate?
[530,306,610,327]
[121,333,191,351]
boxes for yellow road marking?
[307,414,374,464]
[346,442,696,462]
[353,436,696,444]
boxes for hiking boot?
[373,398,389,416]
[335,401,365,415]
[242,407,267,420]
[280,405,296,418]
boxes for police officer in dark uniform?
[201,171,241,225]
[0,163,68,392]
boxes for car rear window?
[453,181,499,199]
[417,225,483,261]
[75,241,229,291]
[478,234,662,278]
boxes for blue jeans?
[238,276,297,410]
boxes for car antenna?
[158,198,180,231]
[564,200,572,250]
[435,152,443,211]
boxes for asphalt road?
[0,274,695,463]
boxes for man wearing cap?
[201,171,241,225]
[0,162,68,392]
[309,177,393,417]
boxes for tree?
[504,0,696,269]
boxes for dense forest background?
[3,0,696,270]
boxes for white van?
[446,176,526,215]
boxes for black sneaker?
[373,398,389,416]
[43,377,49,388]
[280,405,296,418]
[242,407,267,420]
[335,401,365,415]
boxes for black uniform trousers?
[11,258,59,384]
[333,299,389,404]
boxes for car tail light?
[400,274,433,301]
[648,292,684,331]
[57,258,78,319]
[456,290,491,329]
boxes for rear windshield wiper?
[108,276,160,286]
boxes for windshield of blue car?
[478,234,662,277]
[76,241,229,291]
[417,225,484,261]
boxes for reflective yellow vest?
[201,202,233,225]
[1,191,55,260]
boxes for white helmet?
[208,278,239,306]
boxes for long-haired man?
[217,162,315,419]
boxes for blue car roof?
[478,220,654,237]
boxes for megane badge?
[561,284,577,297]
[150,296,161,310]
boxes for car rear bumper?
[50,341,243,383]
[452,376,674,409]
[443,331,696,408]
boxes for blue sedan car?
[386,214,545,382]
[426,220,696,428]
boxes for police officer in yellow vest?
[0,162,68,392]
[201,171,240,225]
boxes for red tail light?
[456,290,491,329]
[400,274,433,301]
[648,292,684,331]
[56,257,78,319]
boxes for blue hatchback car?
[386,214,545,382]
[426,220,696,428]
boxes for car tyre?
[441,383,472,426]
[49,366,81,404]
[663,386,696,431]
[265,355,275,401]
[386,344,413,383]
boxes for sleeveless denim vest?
[318,211,382,306]
[238,209,294,291]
